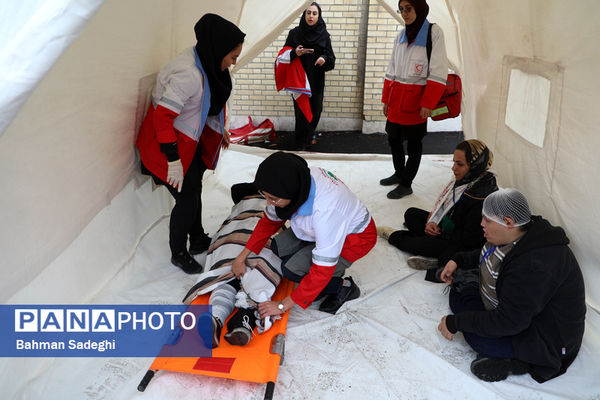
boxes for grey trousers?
[272,229,352,278]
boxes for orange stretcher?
[137,278,294,400]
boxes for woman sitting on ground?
[378,139,498,281]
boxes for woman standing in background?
[284,2,336,150]
[380,0,448,199]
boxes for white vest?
[265,167,371,267]
[152,47,208,141]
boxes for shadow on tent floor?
[249,130,464,154]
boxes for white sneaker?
[377,226,395,241]
[407,255,438,270]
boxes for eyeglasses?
[258,190,282,205]
[397,5,413,14]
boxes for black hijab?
[194,14,245,115]
[253,152,312,220]
[402,0,429,44]
[288,2,329,49]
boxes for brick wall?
[230,0,401,132]
[229,0,461,133]
[363,0,399,128]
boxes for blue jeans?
[449,286,515,359]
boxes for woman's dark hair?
[455,140,473,165]
[309,1,320,13]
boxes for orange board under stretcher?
[148,278,294,384]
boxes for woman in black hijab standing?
[284,2,336,150]
[137,14,245,273]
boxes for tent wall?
[0,0,174,303]
[450,0,600,311]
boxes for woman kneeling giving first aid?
[232,152,377,316]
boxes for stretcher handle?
[270,334,285,365]
[137,369,156,392]
[264,381,275,400]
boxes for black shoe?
[387,185,413,199]
[470,355,530,382]
[319,276,361,314]
[380,174,401,186]
[189,234,212,255]
[171,250,203,274]
[224,327,252,346]
[407,255,438,270]
[224,308,255,346]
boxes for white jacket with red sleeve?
[382,20,448,125]
[245,167,372,309]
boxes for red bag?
[229,117,276,145]
[200,122,224,170]
[431,73,462,121]
[427,24,462,121]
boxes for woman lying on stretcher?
[183,182,284,348]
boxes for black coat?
[284,28,335,95]
[453,216,586,382]
[443,172,497,249]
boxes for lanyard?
[479,245,497,266]
[452,187,463,204]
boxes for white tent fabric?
[1,0,600,398]
[5,147,600,399]
[0,0,104,135]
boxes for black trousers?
[385,120,427,187]
[449,286,514,358]
[388,207,460,268]
[144,146,208,255]
[293,92,324,148]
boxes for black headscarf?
[288,2,329,49]
[194,14,245,115]
[253,152,312,220]
[230,182,259,205]
[402,0,429,44]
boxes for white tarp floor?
[17,146,600,400]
